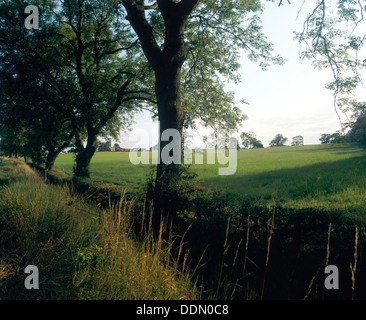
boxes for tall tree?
[49,0,156,178]
[0,0,157,177]
[121,0,283,201]
[0,25,74,169]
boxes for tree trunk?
[74,131,98,178]
[155,65,185,184]
[151,11,191,226]
[121,0,200,225]
[45,151,57,171]
[45,138,72,171]
[151,63,186,226]
[154,7,187,191]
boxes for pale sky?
[119,0,366,149]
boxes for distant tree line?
[320,102,366,146]
[319,132,344,144]
[240,132,264,149]
[268,134,304,147]
[239,132,305,149]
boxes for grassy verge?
[0,158,197,300]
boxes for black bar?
[0,300,362,319]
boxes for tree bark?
[74,130,99,178]
[122,0,200,221]
[45,135,73,171]
[155,53,185,164]
[45,150,57,171]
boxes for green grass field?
[54,144,366,212]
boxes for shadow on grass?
[276,143,366,155]
[185,154,366,299]
[202,155,366,205]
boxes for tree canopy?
[345,101,366,145]
[119,0,284,211]
[269,133,288,147]
[0,0,284,179]
[291,135,304,146]
[0,0,152,175]
[240,131,263,149]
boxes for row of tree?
[0,0,365,222]
[268,134,304,147]
[241,121,366,150]
[0,0,282,180]
[239,132,304,148]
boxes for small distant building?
[109,146,115,152]
[114,147,130,152]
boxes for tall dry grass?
[0,159,197,300]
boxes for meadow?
[54,144,366,213]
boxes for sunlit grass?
[0,159,197,300]
[54,144,366,211]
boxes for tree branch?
[178,0,201,18]
[278,0,291,7]
[121,96,157,105]
[121,0,162,70]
